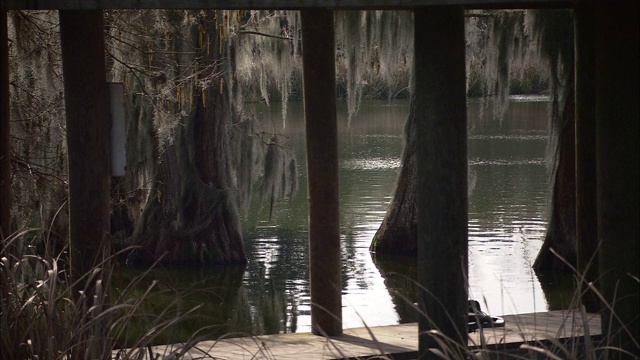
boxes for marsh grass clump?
[0,231,210,360]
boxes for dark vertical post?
[300,9,342,336]
[595,2,639,357]
[414,6,468,358]
[1,10,10,244]
[573,1,600,313]
[59,11,111,291]
[0,9,10,320]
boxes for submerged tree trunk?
[373,83,579,270]
[373,11,579,272]
[128,12,247,266]
[533,68,576,274]
[108,10,299,267]
[370,97,418,255]
[378,64,578,272]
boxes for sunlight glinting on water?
[469,134,548,141]
[469,159,546,166]
[342,157,402,170]
[252,237,281,277]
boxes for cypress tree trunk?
[130,11,247,266]
[533,68,576,274]
[370,97,418,255]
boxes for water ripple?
[342,157,401,170]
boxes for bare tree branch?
[238,30,292,41]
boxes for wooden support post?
[573,1,600,313]
[0,8,10,330]
[1,10,10,244]
[414,6,468,358]
[59,11,111,291]
[594,3,639,357]
[300,8,342,336]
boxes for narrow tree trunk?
[370,98,418,255]
[415,7,468,358]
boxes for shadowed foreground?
[115,310,601,359]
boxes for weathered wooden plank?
[4,0,572,10]
[120,311,602,359]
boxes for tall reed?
[1,230,205,359]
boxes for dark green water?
[120,97,576,342]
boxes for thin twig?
[238,30,292,42]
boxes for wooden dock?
[124,310,601,359]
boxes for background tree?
[529,9,576,273]
[371,10,551,255]
[370,9,579,277]
[6,11,68,257]
[6,9,567,268]
[6,10,299,266]
[106,10,298,265]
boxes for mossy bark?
[128,12,247,266]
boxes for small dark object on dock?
[468,299,505,332]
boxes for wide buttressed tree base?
[120,11,248,266]
[371,10,580,277]
[113,10,299,266]
[533,66,575,273]
[370,97,417,255]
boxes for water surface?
[241,97,557,333]
[124,98,570,340]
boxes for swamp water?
[120,98,576,342]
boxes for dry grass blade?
[1,232,213,360]
[519,343,564,360]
